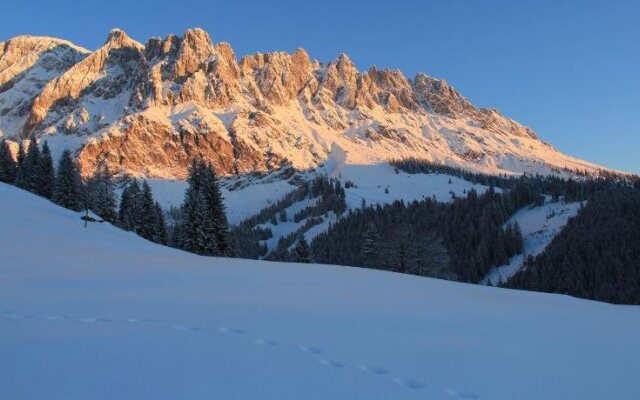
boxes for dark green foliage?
[16,139,40,192]
[232,175,346,260]
[13,141,26,188]
[117,179,168,245]
[390,157,637,202]
[152,201,169,245]
[52,149,83,211]
[119,180,142,231]
[36,142,55,199]
[0,139,17,183]
[173,161,231,256]
[505,186,640,304]
[312,187,529,282]
[88,162,118,223]
[266,216,324,261]
[293,236,311,263]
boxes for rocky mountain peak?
[104,28,143,50]
[0,28,601,179]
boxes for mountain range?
[0,28,606,179]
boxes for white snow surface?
[1,183,639,399]
[481,200,583,285]
[147,176,297,225]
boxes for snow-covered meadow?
[1,183,639,399]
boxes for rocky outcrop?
[24,29,143,136]
[0,28,600,179]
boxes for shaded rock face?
[0,28,597,179]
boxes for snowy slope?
[1,183,639,400]
[481,200,583,285]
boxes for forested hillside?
[505,187,640,304]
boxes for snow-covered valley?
[1,182,639,399]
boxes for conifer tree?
[202,163,232,256]
[294,236,311,263]
[0,140,17,183]
[152,201,169,245]
[361,222,380,267]
[36,141,55,199]
[52,149,82,211]
[138,181,157,240]
[18,139,40,192]
[176,160,230,256]
[88,162,117,223]
[14,141,25,187]
[119,180,141,231]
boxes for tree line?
[504,185,640,304]
[311,187,526,282]
[0,139,231,257]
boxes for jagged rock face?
[0,36,88,138]
[0,28,602,179]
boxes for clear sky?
[2,0,639,172]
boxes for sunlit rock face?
[0,28,601,179]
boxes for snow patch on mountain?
[481,199,583,285]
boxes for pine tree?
[52,149,82,211]
[14,141,25,187]
[177,161,231,256]
[0,140,17,183]
[201,162,232,256]
[118,180,141,231]
[360,222,380,267]
[18,139,40,192]
[138,181,157,240]
[152,201,168,245]
[36,141,55,199]
[294,236,311,263]
[180,186,218,255]
[88,162,117,223]
[513,221,524,253]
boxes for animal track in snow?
[253,338,278,346]
[318,358,345,368]
[4,309,445,396]
[172,325,202,333]
[297,345,323,355]
[392,378,427,390]
[77,316,110,323]
[447,388,481,399]
[219,326,245,335]
[358,364,389,375]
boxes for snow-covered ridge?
[0,28,610,180]
[1,182,639,400]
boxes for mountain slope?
[1,183,639,400]
[1,28,606,179]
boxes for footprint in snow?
[297,345,323,355]
[318,359,345,368]
[447,388,481,399]
[219,326,245,335]
[392,378,427,390]
[77,316,110,323]
[358,364,389,375]
[172,325,202,333]
[253,338,279,346]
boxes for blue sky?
[2,0,639,172]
